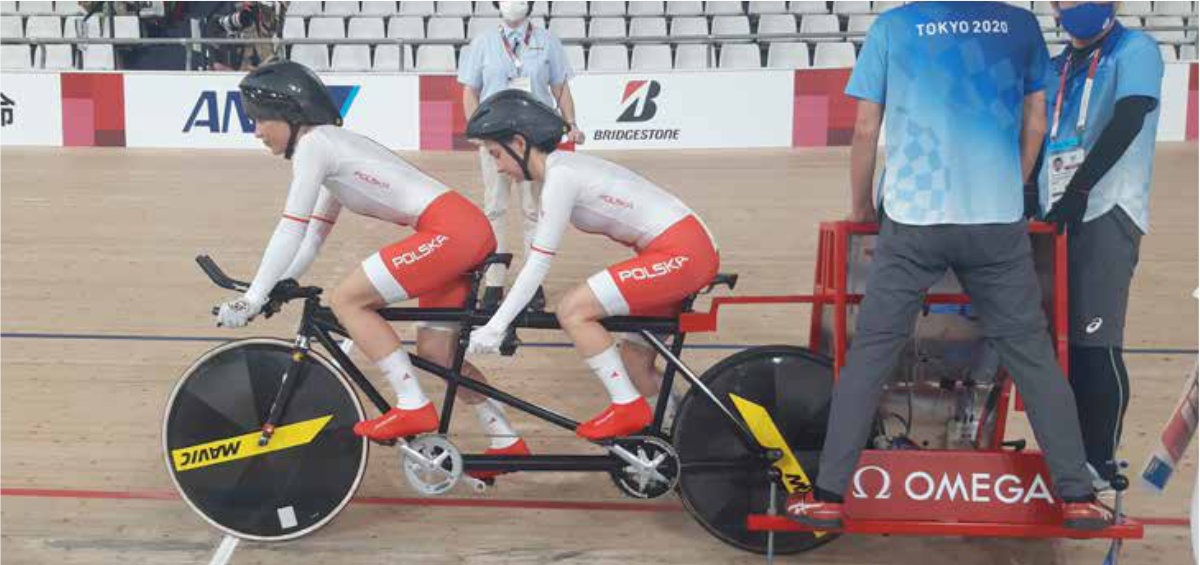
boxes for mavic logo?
[617,80,661,123]
[183,85,361,133]
[170,415,332,472]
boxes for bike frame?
[247,256,764,476]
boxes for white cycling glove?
[216,295,265,328]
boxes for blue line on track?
[1,332,1195,355]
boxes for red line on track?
[0,487,1190,525]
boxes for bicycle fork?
[258,335,313,446]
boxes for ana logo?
[0,92,13,127]
[183,85,360,134]
[617,80,661,123]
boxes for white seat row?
[2,13,139,37]
[1,42,113,69]
[5,1,84,15]
[277,2,904,18]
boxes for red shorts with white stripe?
[586,215,719,318]
[362,191,496,308]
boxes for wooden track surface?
[2,145,1196,564]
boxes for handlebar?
[198,255,322,319]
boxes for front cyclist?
[464,90,720,440]
[214,61,529,472]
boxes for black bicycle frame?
[272,259,764,474]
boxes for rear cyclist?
[214,61,530,472]
[464,90,720,440]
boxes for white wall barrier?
[0,72,63,146]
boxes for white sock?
[585,345,641,405]
[377,349,429,410]
[474,399,520,449]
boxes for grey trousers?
[815,217,1095,501]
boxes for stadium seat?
[670,16,708,37]
[749,1,788,15]
[1156,1,1195,15]
[549,16,585,39]
[348,16,385,38]
[324,1,360,15]
[398,1,436,16]
[531,1,549,16]
[629,16,667,38]
[287,2,324,16]
[1118,2,1153,16]
[1031,2,1056,15]
[589,16,625,38]
[801,13,840,41]
[1160,44,1179,61]
[551,1,587,17]
[847,14,876,40]
[627,1,664,16]
[563,44,584,71]
[332,44,372,69]
[666,1,704,16]
[706,1,745,15]
[81,44,114,69]
[361,2,399,16]
[17,1,52,14]
[1146,15,1187,41]
[631,43,673,70]
[1,15,22,37]
[35,43,73,68]
[833,1,871,15]
[813,41,856,67]
[766,41,810,68]
[426,16,464,39]
[1036,15,1056,36]
[590,1,626,16]
[291,44,331,70]
[588,44,629,70]
[387,15,424,38]
[113,14,141,37]
[758,13,797,39]
[0,1,15,12]
[1005,2,1032,11]
[2,44,31,68]
[719,43,762,68]
[54,1,84,15]
[308,16,346,38]
[1181,43,1198,60]
[24,15,61,37]
[467,16,500,39]
[1116,15,1143,28]
[415,44,455,70]
[712,15,751,41]
[674,43,711,68]
[873,1,906,12]
[436,1,472,16]
[63,15,102,38]
[789,1,829,15]
[472,1,497,15]
[282,17,307,38]
[372,43,414,70]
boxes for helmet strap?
[499,136,534,181]
[284,122,300,160]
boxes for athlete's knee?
[329,278,377,317]
[556,288,597,329]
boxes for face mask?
[1059,2,1115,41]
[498,1,529,25]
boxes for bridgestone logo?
[593,129,681,141]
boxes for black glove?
[1023,183,1040,220]
[1044,188,1089,234]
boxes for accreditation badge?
[1047,137,1086,206]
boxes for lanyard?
[500,23,533,73]
[1050,47,1102,139]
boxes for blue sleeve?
[1021,12,1049,94]
[1115,35,1164,101]
[845,15,887,103]
[457,35,484,88]
[546,34,571,86]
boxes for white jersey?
[241,126,449,304]
[531,151,701,255]
[284,125,449,227]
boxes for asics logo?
[618,256,689,282]
[391,235,449,268]
[1085,317,1103,334]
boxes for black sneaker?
[527,286,547,311]
[481,286,504,310]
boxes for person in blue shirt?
[1030,1,1163,488]
[786,1,1109,531]
[458,1,586,310]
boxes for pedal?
[461,475,489,494]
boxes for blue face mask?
[1059,2,1115,40]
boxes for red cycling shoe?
[785,490,845,530]
[1062,499,1114,531]
[353,403,439,441]
[467,438,532,481]
[575,398,653,441]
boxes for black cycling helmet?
[239,59,342,158]
[466,89,568,180]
